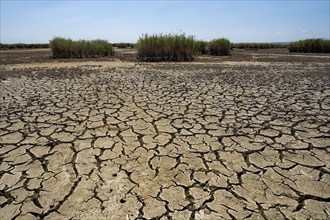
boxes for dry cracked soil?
[0,49,330,220]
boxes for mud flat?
[1,49,330,219]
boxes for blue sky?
[1,0,329,43]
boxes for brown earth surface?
[0,49,330,219]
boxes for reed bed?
[0,43,49,50]
[288,38,330,53]
[207,38,231,55]
[113,43,135,48]
[232,43,287,50]
[49,37,114,59]
[137,34,195,62]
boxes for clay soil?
[0,48,329,219]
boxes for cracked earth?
[0,49,330,219]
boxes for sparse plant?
[136,33,195,62]
[207,38,231,56]
[49,37,114,59]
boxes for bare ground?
[0,49,330,219]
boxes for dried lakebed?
[0,57,330,219]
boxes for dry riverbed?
[0,49,330,219]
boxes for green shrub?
[288,38,330,53]
[194,40,208,54]
[136,33,195,62]
[49,37,114,58]
[207,38,231,56]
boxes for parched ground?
[0,49,330,220]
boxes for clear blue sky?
[1,0,329,43]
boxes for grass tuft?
[207,38,231,56]
[137,33,195,62]
[49,37,114,59]
[288,38,330,53]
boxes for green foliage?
[288,38,330,53]
[207,38,231,56]
[232,43,287,50]
[136,33,195,62]
[194,40,208,55]
[49,37,114,59]
[0,43,49,50]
